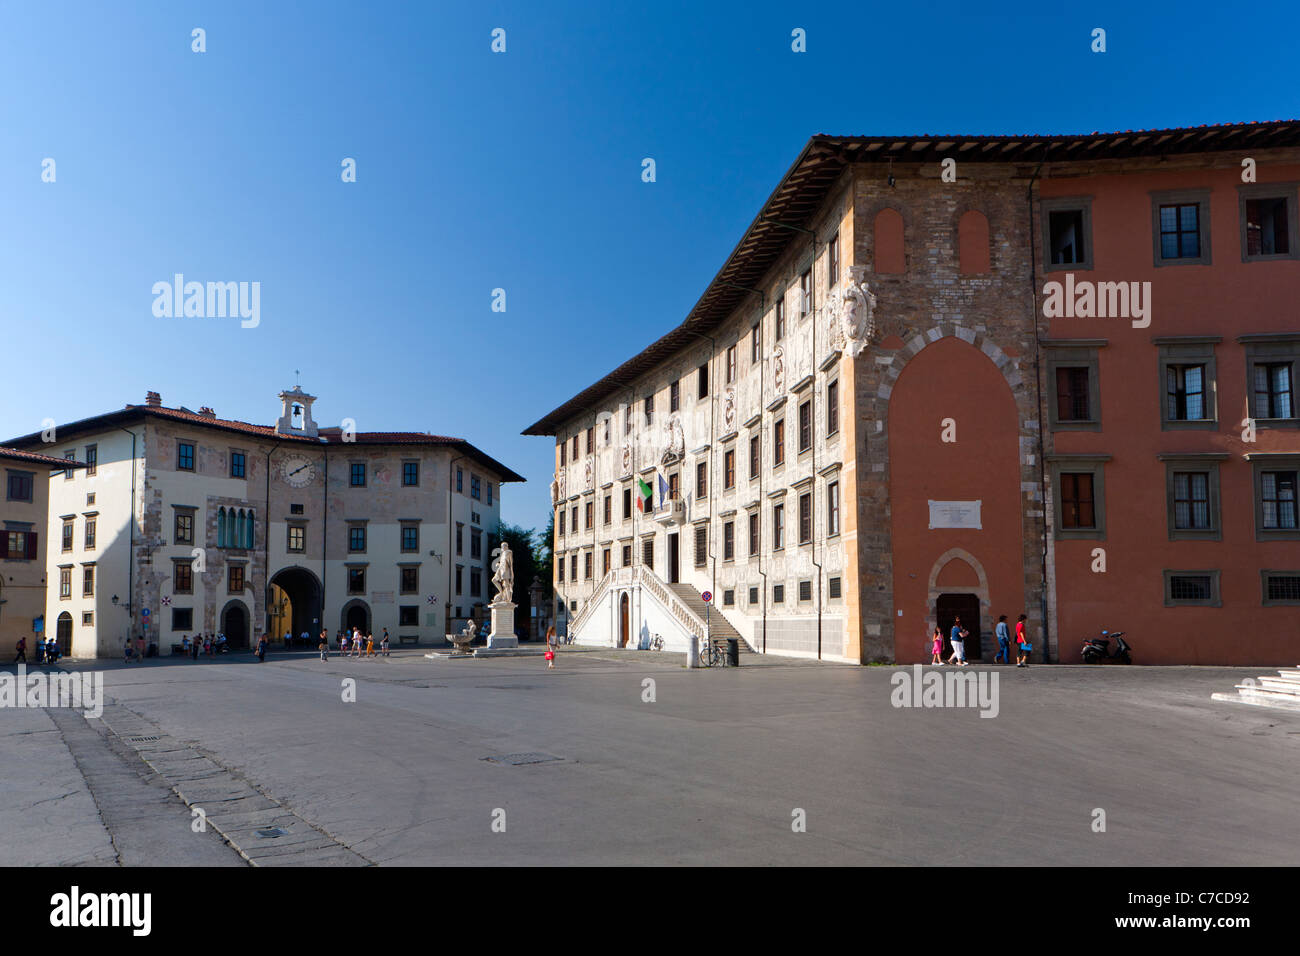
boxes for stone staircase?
[1211,667,1300,712]
[667,584,752,654]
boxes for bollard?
[726,638,739,667]
[686,634,699,669]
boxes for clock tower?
[275,385,319,438]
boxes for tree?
[534,511,554,601]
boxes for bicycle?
[648,634,664,652]
[698,639,727,667]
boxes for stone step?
[1213,691,1300,712]
[667,584,751,650]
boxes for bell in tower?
[275,386,319,438]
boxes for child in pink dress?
[930,627,943,664]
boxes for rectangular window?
[64,450,75,480]
[570,506,578,533]
[798,492,812,544]
[172,608,193,631]
[1245,196,1292,256]
[287,525,305,552]
[178,442,195,471]
[62,520,73,553]
[645,395,654,427]
[1172,472,1212,530]
[487,482,493,505]
[348,568,365,594]
[471,475,481,500]
[1253,362,1294,420]
[231,451,246,479]
[572,436,579,460]
[349,526,367,552]
[1159,203,1201,259]
[3,531,33,559]
[175,512,193,545]
[584,500,594,529]
[825,480,841,536]
[698,362,709,400]
[751,323,761,365]
[399,605,418,627]
[668,473,679,501]
[456,467,463,492]
[85,444,97,476]
[471,530,483,560]
[748,586,759,605]
[174,562,193,594]
[587,427,594,454]
[402,461,419,486]
[828,233,839,286]
[82,611,93,626]
[602,548,610,576]
[775,298,785,340]
[798,400,812,453]
[1261,471,1298,530]
[723,521,734,561]
[798,580,812,602]
[1060,473,1096,529]
[724,449,735,490]
[1167,364,1207,421]
[748,511,759,556]
[642,537,654,570]
[826,381,839,436]
[723,589,735,607]
[59,567,71,599]
[584,552,593,579]
[773,420,785,466]
[228,565,244,594]
[696,461,707,498]
[6,472,33,502]
[829,576,842,600]
[750,434,760,479]
[82,566,94,597]
[670,380,680,413]
[694,524,707,568]
[570,556,577,581]
[558,510,565,536]
[560,442,566,466]
[623,488,632,520]
[799,269,811,317]
[773,584,785,604]
[622,544,631,567]
[350,463,366,487]
[1055,367,1091,422]
[84,517,96,550]
[1263,571,1300,605]
[401,567,418,594]
[773,502,785,550]
[402,525,419,552]
[726,345,736,384]
[603,495,612,525]
[1047,208,1088,266]
[471,567,483,596]
[1164,571,1220,607]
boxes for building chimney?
[145,391,162,407]
[198,406,216,418]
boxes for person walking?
[13,636,26,664]
[352,628,362,658]
[319,629,329,661]
[930,626,943,665]
[544,625,556,669]
[380,632,389,657]
[256,634,268,662]
[365,633,375,657]
[946,617,968,666]
[994,615,1011,664]
[1015,614,1031,667]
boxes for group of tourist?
[318,626,390,661]
[930,613,1033,667]
[179,633,226,660]
[11,635,62,665]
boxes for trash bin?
[147,642,158,658]
[726,638,739,667]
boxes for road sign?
[141,608,150,617]
[701,591,712,604]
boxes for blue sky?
[2,0,1297,535]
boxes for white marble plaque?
[928,500,982,530]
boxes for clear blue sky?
[2,0,1296,535]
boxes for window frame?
[1048,455,1109,541]
[1160,454,1226,541]
[1238,182,1300,262]
[1162,569,1222,608]
[1249,454,1300,541]
[1240,334,1299,429]
[1041,195,1094,272]
[1045,341,1104,432]
[1155,337,1220,431]
[1261,569,1300,607]
[1149,188,1212,266]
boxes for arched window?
[959,210,990,274]
[874,208,905,274]
[217,508,227,548]
[243,510,254,549]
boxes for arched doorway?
[267,567,322,645]
[221,600,250,649]
[619,592,629,647]
[341,599,370,635]
[937,593,982,661]
[56,612,73,656]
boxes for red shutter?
[26,532,37,560]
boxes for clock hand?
[289,463,311,475]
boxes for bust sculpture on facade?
[832,266,878,358]
[661,416,685,465]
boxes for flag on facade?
[636,476,653,512]
[658,473,670,510]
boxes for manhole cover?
[256,827,289,838]
[126,736,160,743]
[482,752,563,766]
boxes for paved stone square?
[3,649,1297,866]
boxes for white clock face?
[281,456,316,488]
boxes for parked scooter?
[1081,629,1133,664]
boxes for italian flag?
[636,476,653,512]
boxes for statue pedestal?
[486,600,518,649]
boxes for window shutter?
[26,533,37,560]
[0,534,8,559]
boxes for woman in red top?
[1015,614,1030,668]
